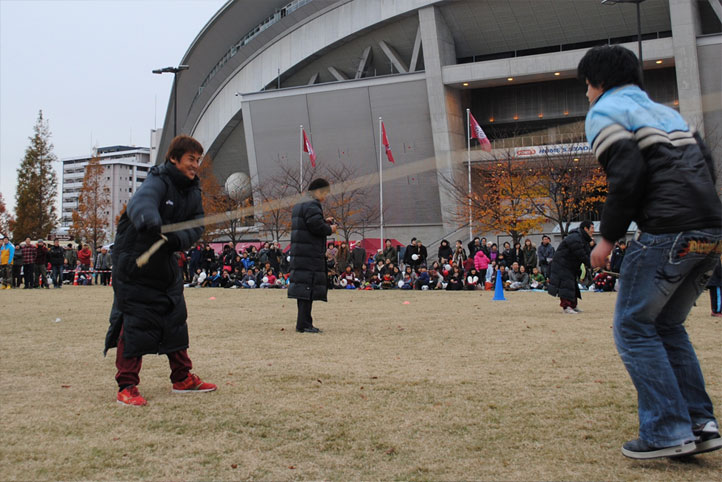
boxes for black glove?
[137,214,161,234]
[165,233,181,252]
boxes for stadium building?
[155,0,722,245]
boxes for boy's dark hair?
[577,45,643,91]
[166,135,204,162]
[308,178,330,192]
[580,220,594,231]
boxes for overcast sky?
[0,0,228,214]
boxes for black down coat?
[547,228,592,301]
[104,162,204,357]
[287,196,332,302]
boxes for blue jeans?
[614,228,722,446]
[51,264,63,287]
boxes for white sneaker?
[563,307,577,314]
[573,307,584,313]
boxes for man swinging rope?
[104,135,216,406]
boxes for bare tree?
[324,163,379,243]
[521,146,607,237]
[441,149,545,245]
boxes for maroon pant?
[115,326,192,388]
[559,297,578,309]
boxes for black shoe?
[621,438,696,459]
[692,421,722,455]
[296,327,322,333]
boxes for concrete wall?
[243,77,441,231]
[697,37,722,182]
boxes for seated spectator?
[530,267,547,290]
[506,262,529,291]
[240,269,257,288]
[218,270,232,288]
[593,262,616,292]
[414,267,431,290]
[380,270,394,290]
[339,265,360,289]
[428,268,444,290]
[260,269,277,288]
[203,269,221,287]
[446,266,463,291]
[466,268,481,291]
[188,268,206,288]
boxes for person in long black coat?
[547,221,594,314]
[288,178,337,333]
[104,135,216,406]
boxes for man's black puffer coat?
[547,228,592,301]
[287,196,332,302]
[104,162,203,357]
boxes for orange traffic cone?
[73,271,79,286]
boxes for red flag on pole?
[381,121,395,163]
[302,129,316,167]
[469,112,492,152]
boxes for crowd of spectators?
[175,235,627,293]
[0,233,629,293]
[0,236,114,288]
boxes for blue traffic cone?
[492,269,506,301]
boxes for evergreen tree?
[14,111,58,239]
[70,156,111,250]
[0,193,15,239]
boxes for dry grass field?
[1,286,720,481]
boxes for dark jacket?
[287,196,332,301]
[104,162,204,357]
[351,246,366,270]
[48,245,65,266]
[548,228,592,301]
[522,245,538,269]
[585,85,721,241]
[438,241,453,262]
[538,243,555,266]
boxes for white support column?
[356,46,373,79]
[307,72,319,85]
[409,25,422,72]
[327,66,348,81]
[419,5,465,236]
[670,0,705,132]
[378,40,409,73]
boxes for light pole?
[152,65,189,137]
[601,0,646,68]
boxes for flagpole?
[299,125,303,191]
[467,109,472,243]
[379,117,384,251]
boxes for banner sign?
[513,143,591,158]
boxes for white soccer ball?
[225,172,252,201]
[442,282,448,289]
[411,254,419,261]
[262,276,269,283]
[248,279,255,287]
[473,276,479,283]
[340,278,348,287]
[421,284,429,290]
[397,280,405,288]
[286,256,291,262]
[275,279,283,286]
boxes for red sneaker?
[172,373,217,393]
[117,386,147,406]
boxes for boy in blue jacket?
[579,45,721,459]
